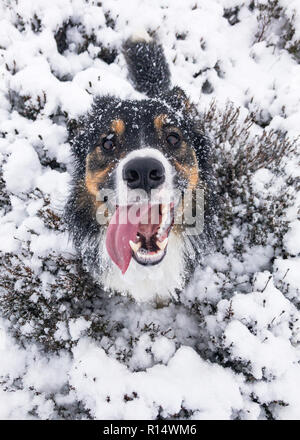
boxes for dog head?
[66,40,214,302]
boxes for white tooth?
[156,237,168,250]
[129,240,141,253]
[161,203,168,215]
[157,228,163,238]
[161,211,168,227]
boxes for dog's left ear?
[164,86,196,116]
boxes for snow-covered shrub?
[203,101,298,258]
[0,0,299,420]
[254,0,300,62]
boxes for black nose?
[123,157,165,192]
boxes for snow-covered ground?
[0,0,299,420]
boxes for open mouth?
[105,203,174,274]
[129,203,174,266]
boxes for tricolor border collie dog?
[65,34,215,303]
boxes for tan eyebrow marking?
[154,114,167,132]
[85,153,114,197]
[111,119,125,136]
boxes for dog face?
[67,88,212,301]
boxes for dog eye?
[102,135,115,151]
[166,132,180,146]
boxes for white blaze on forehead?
[116,147,174,205]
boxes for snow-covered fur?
[65,36,215,302]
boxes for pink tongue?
[106,204,149,274]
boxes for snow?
[70,339,244,420]
[283,221,300,255]
[3,140,42,194]
[0,0,299,421]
